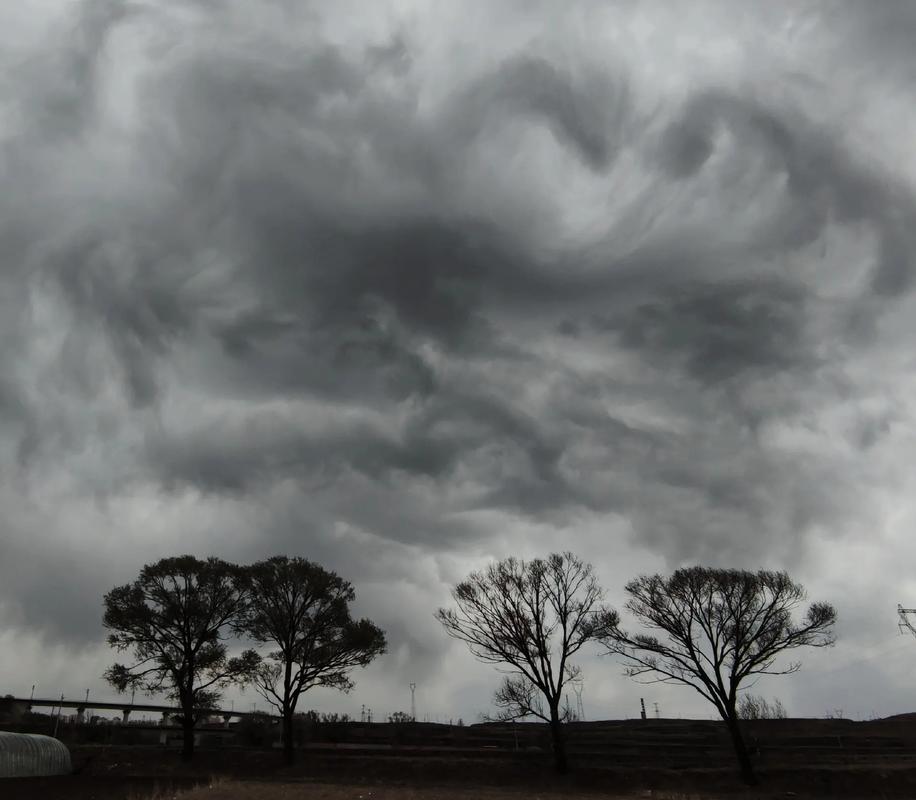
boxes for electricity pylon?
[897,604,916,637]
[571,679,585,721]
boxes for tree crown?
[103,555,257,712]
[238,556,386,713]
[603,566,836,713]
[436,552,618,717]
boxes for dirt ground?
[149,781,772,799]
[6,716,916,800]
[4,763,916,800]
[0,778,808,800]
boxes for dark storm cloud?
[839,0,916,81]
[23,21,911,554]
[19,20,609,411]
[1,534,111,646]
[592,278,812,385]
[6,0,129,142]
[456,55,629,170]
[657,89,916,296]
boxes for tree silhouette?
[435,552,617,774]
[600,567,836,785]
[103,556,257,760]
[238,556,386,764]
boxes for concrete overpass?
[5,696,278,726]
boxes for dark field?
[5,717,916,799]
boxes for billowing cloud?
[3,0,916,720]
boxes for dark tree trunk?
[282,658,296,765]
[282,707,295,765]
[549,704,569,774]
[724,714,756,786]
[180,706,196,761]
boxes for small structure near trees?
[0,732,71,777]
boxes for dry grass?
[126,775,228,800]
[160,781,716,800]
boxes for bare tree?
[737,694,787,720]
[238,556,386,764]
[435,552,618,773]
[600,567,836,785]
[103,556,258,760]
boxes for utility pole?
[409,683,417,722]
[52,693,64,738]
[571,680,585,721]
[640,698,647,720]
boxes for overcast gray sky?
[3,0,916,723]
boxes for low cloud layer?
[3,0,916,721]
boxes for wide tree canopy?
[103,555,257,759]
[238,556,386,763]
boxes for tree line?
[103,552,836,785]
[103,556,385,765]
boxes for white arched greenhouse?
[0,732,71,778]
